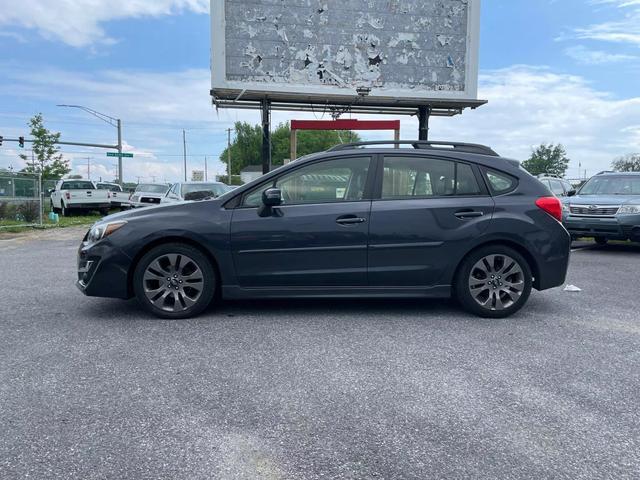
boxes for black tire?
[594,237,608,246]
[133,243,216,319]
[100,208,110,216]
[50,201,60,214]
[455,245,533,319]
[61,202,70,217]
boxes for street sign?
[107,152,133,158]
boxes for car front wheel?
[133,243,216,319]
[455,245,532,318]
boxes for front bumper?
[563,214,640,240]
[77,237,133,299]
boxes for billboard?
[211,0,482,112]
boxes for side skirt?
[222,285,452,300]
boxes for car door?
[230,155,373,287]
[368,154,495,286]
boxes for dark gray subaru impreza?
[77,141,570,319]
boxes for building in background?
[240,165,262,184]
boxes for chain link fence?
[0,171,45,228]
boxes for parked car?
[562,171,640,244]
[537,176,576,197]
[161,181,231,204]
[96,182,128,210]
[50,179,110,216]
[77,141,570,319]
[128,183,170,208]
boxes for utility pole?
[226,128,232,184]
[204,156,208,182]
[117,119,123,186]
[151,175,157,183]
[136,176,142,184]
[57,105,124,186]
[182,129,187,182]
[86,157,91,180]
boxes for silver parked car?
[161,182,231,204]
[129,183,170,208]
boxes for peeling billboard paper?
[211,0,482,110]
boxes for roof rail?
[328,140,499,157]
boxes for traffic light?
[18,136,24,148]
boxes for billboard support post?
[261,99,271,175]
[418,106,431,141]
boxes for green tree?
[20,113,70,180]
[521,143,570,177]
[611,153,640,172]
[220,121,361,175]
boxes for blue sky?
[0,0,639,182]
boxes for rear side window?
[485,170,517,195]
[381,156,482,199]
[549,179,565,196]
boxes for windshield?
[579,176,640,195]
[61,181,95,190]
[97,183,123,192]
[181,183,227,197]
[136,184,169,194]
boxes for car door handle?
[336,216,367,225]
[454,210,484,219]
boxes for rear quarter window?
[485,170,518,195]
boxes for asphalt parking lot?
[1,228,639,479]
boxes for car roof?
[596,171,640,176]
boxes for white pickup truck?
[50,179,111,216]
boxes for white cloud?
[570,1,640,46]
[425,66,640,178]
[2,65,640,182]
[564,45,637,64]
[0,0,209,47]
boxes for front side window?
[242,157,371,207]
[381,156,481,199]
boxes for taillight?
[536,196,562,222]
[65,192,70,200]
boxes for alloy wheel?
[142,253,204,312]
[468,254,525,311]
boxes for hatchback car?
[77,141,570,319]
[562,171,640,244]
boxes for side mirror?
[567,189,577,197]
[47,189,55,195]
[262,188,282,207]
[258,188,283,217]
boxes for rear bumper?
[67,203,110,209]
[563,215,640,240]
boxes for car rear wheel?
[60,202,69,217]
[455,245,532,318]
[594,236,608,245]
[133,243,216,319]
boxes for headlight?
[562,203,570,213]
[618,204,640,215]
[87,221,127,245]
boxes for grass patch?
[0,214,102,233]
